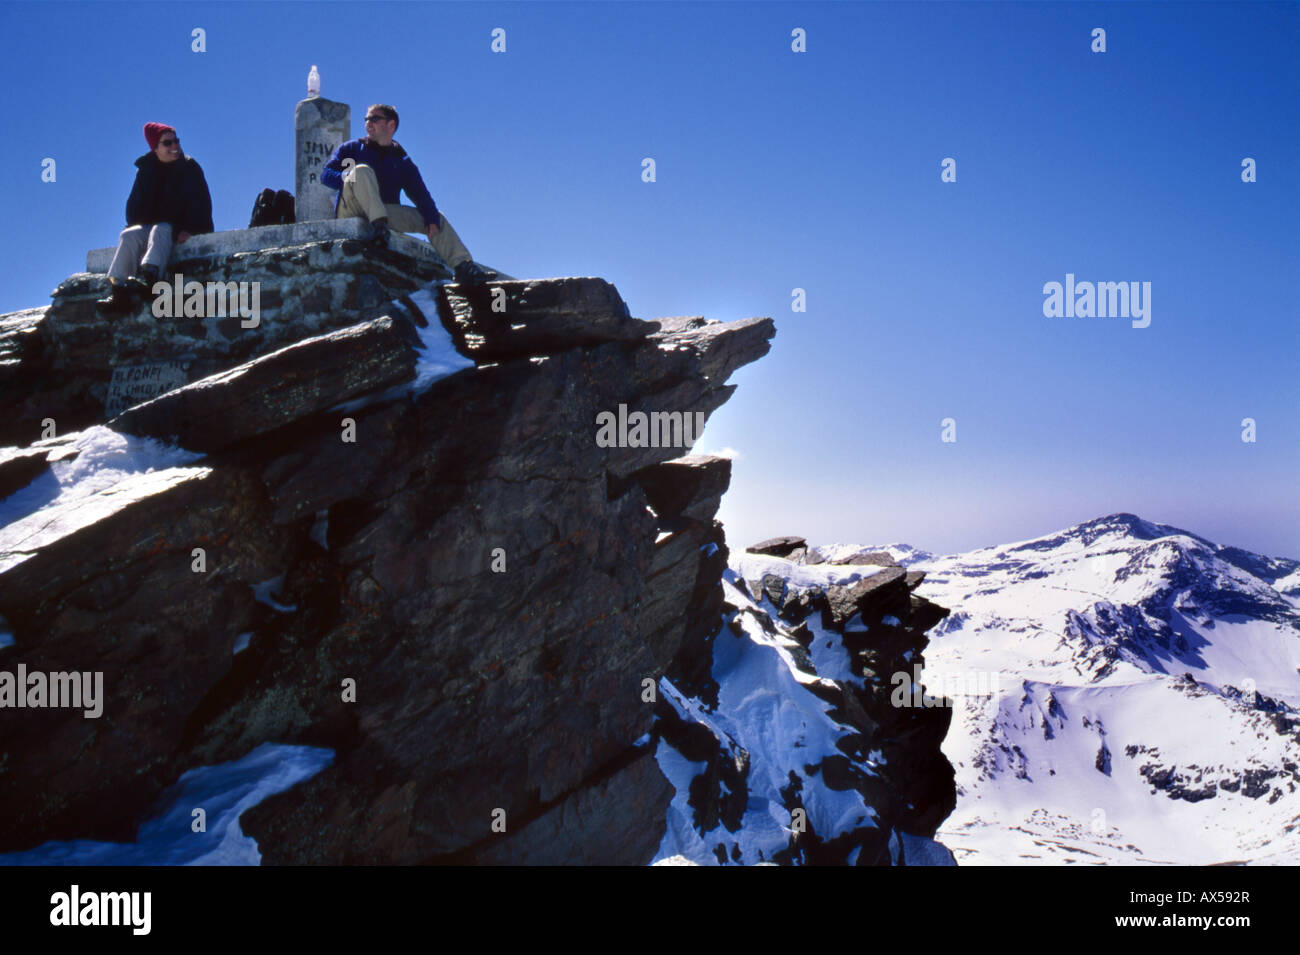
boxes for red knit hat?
[143,122,176,150]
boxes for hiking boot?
[122,266,160,307]
[121,276,151,304]
[95,282,133,318]
[453,259,498,286]
[370,217,390,246]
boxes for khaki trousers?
[107,223,173,282]
[338,163,472,268]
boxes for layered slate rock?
[110,316,418,452]
[634,455,732,679]
[0,307,45,383]
[823,566,910,629]
[0,444,74,500]
[747,536,807,559]
[0,464,296,844]
[634,454,733,524]
[439,277,646,360]
[0,248,775,864]
[0,228,449,448]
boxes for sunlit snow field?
[838,518,1300,865]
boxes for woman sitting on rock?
[96,122,214,317]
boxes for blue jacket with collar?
[320,137,441,228]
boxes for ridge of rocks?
[0,236,957,865]
[0,237,773,863]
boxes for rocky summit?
[0,227,955,864]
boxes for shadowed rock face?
[0,239,774,864]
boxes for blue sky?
[2,1,1296,559]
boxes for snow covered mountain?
[824,513,1300,865]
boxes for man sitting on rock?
[321,104,497,285]
[96,122,214,317]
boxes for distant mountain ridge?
[819,513,1300,865]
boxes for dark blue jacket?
[320,138,441,228]
[125,152,214,235]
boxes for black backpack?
[248,188,296,228]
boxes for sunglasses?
[364,115,392,123]
[159,138,179,146]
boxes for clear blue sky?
[2,1,1296,559]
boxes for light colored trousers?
[107,223,173,282]
[338,163,472,268]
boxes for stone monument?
[294,91,350,223]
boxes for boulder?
[439,277,646,360]
[110,316,417,452]
[747,536,807,558]
[823,566,909,628]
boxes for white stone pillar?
[294,97,351,223]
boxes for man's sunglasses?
[364,115,392,123]
[159,138,179,147]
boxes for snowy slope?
[652,553,957,866]
[0,743,333,865]
[653,572,885,864]
[827,513,1300,865]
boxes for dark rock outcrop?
[0,238,774,864]
[747,536,806,558]
[110,316,418,452]
[655,542,958,862]
[0,444,74,499]
[1,235,960,865]
[0,237,449,448]
[441,277,645,360]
